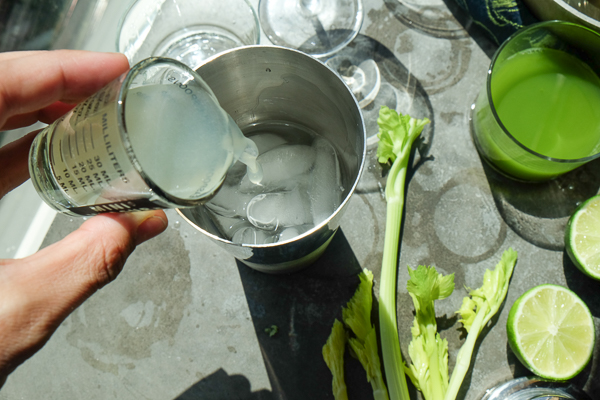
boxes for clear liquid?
[204,121,345,245]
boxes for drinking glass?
[117,0,260,70]
[258,0,363,59]
[471,21,600,181]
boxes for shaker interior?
[186,46,365,242]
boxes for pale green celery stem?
[426,330,445,400]
[444,303,489,400]
[379,149,410,400]
[374,388,391,400]
[335,386,349,400]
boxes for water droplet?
[173,221,181,230]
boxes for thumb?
[0,209,167,379]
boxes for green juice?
[473,48,600,180]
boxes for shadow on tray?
[172,229,380,399]
[235,228,373,400]
[479,152,600,251]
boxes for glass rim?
[116,57,217,208]
[486,19,600,164]
[115,0,261,57]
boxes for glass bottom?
[325,55,382,108]
[258,0,363,58]
[154,27,244,69]
[29,123,73,214]
[482,377,591,400]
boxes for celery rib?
[379,198,410,400]
[376,106,429,400]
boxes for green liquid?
[493,48,600,160]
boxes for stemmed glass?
[259,0,398,122]
[258,0,363,58]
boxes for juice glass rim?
[115,0,261,58]
[486,19,600,164]
[116,57,221,207]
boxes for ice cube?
[210,213,249,239]
[231,225,277,245]
[278,227,301,242]
[205,159,256,218]
[239,144,316,193]
[247,187,312,231]
[246,194,278,231]
[206,183,253,219]
[309,137,343,224]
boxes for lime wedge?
[507,284,595,381]
[565,195,600,280]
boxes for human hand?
[0,50,168,386]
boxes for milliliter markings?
[90,126,95,149]
[73,131,79,155]
[82,126,87,153]
[67,134,74,159]
[74,130,80,156]
[50,140,57,166]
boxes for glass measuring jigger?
[29,57,260,216]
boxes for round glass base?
[154,27,244,69]
[258,0,363,58]
[482,377,591,400]
[325,55,381,107]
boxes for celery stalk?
[376,107,430,400]
[404,265,454,400]
[444,248,518,400]
[323,269,389,400]
[403,249,517,400]
[343,269,389,400]
[323,319,349,400]
[375,107,517,400]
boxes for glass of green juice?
[471,20,600,181]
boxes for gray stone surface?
[2,0,600,399]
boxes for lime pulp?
[506,284,595,381]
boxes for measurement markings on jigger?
[89,126,95,150]
[68,134,74,159]
[82,126,88,153]
[74,129,80,156]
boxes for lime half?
[507,284,595,381]
[565,195,600,280]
